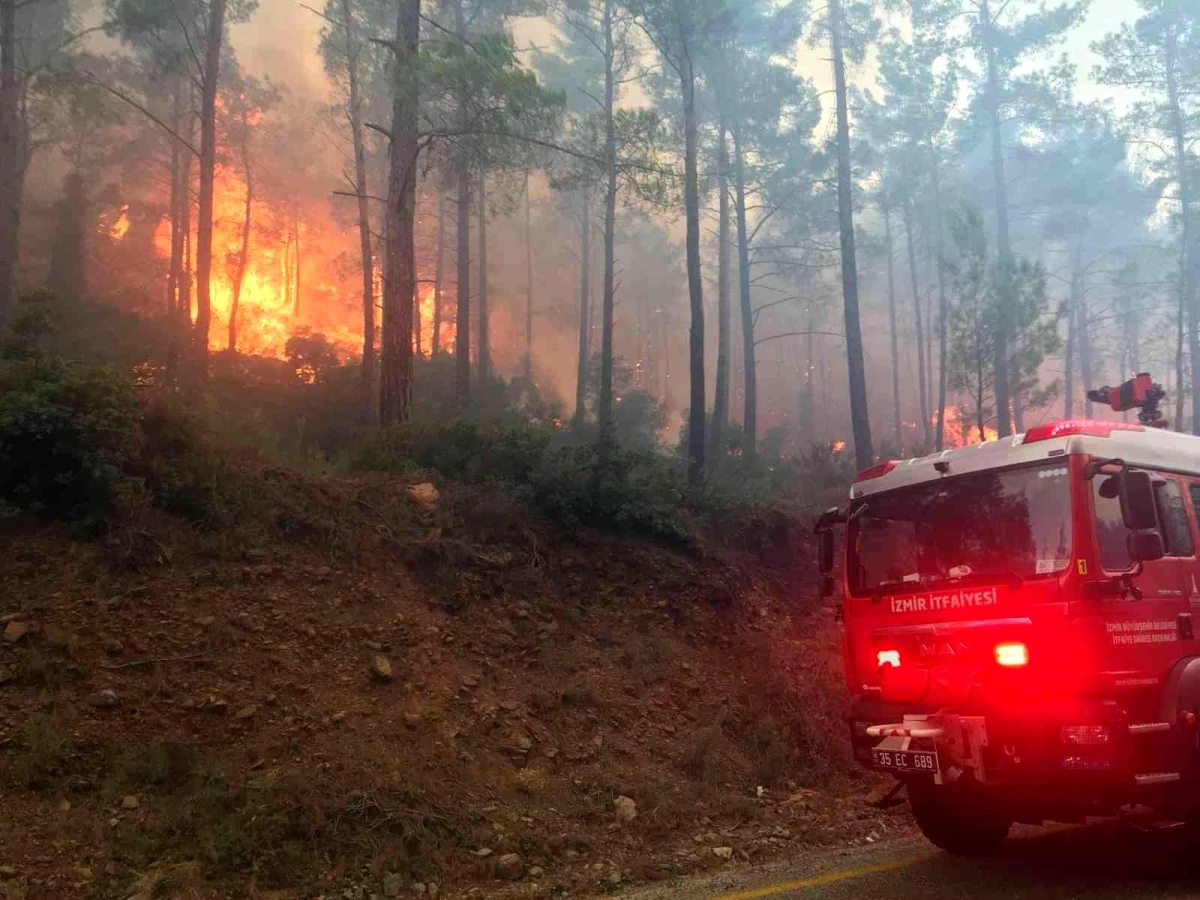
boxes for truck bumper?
[848,694,1175,816]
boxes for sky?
[234,0,1146,111]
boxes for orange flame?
[105,205,130,241]
[831,440,848,452]
[938,406,998,448]
[152,157,365,358]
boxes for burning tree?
[105,0,259,376]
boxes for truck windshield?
[848,464,1072,596]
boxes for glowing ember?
[832,440,848,452]
[105,206,131,241]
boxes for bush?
[349,418,553,483]
[0,354,139,525]
[527,442,688,541]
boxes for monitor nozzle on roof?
[1086,373,1168,429]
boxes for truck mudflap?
[865,714,989,785]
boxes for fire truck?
[815,375,1200,854]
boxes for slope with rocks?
[0,471,904,900]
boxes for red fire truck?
[816,375,1200,854]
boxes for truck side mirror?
[818,531,835,574]
[1128,530,1165,563]
[1119,470,1159,531]
[820,573,837,600]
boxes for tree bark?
[883,198,901,451]
[1063,241,1078,419]
[195,0,228,376]
[453,0,471,408]
[830,0,873,470]
[228,119,253,354]
[342,0,376,420]
[181,149,192,325]
[981,0,1013,436]
[711,118,731,462]
[379,0,420,427]
[291,213,302,317]
[433,194,445,356]
[167,76,184,320]
[573,189,591,429]
[1165,22,1196,433]
[733,125,756,461]
[1078,277,1094,418]
[680,42,706,484]
[523,175,533,379]
[902,201,929,452]
[928,138,950,450]
[0,0,19,322]
[597,0,618,444]
[477,167,490,383]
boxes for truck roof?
[850,419,1200,501]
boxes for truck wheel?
[908,780,1011,856]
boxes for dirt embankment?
[0,473,904,900]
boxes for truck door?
[1090,472,1190,695]
[1180,482,1200,650]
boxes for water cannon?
[1086,373,1168,428]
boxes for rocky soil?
[0,476,906,900]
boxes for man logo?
[916,641,971,659]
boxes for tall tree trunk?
[195,0,228,375]
[477,168,490,383]
[902,201,930,452]
[830,0,873,470]
[1063,241,1078,419]
[1166,23,1197,433]
[882,198,901,451]
[291,213,302,317]
[711,118,732,462]
[981,0,1013,436]
[455,164,471,405]
[680,45,707,484]
[181,154,192,325]
[379,0,420,427]
[433,195,445,356]
[342,0,376,420]
[928,141,950,450]
[598,0,618,443]
[0,0,19,323]
[524,175,533,379]
[573,189,591,429]
[799,304,815,446]
[733,125,756,461]
[167,77,184,320]
[1078,279,1094,419]
[453,0,471,407]
[228,123,253,354]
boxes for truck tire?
[908,780,1011,856]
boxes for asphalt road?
[618,820,1200,900]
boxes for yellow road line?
[712,853,937,900]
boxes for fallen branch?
[99,652,207,671]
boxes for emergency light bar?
[1023,420,1145,444]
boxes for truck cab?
[819,417,1200,854]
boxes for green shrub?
[134,398,249,527]
[349,418,553,483]
[526,443,688,541]
[8,713,71,790]
[0,355,139,525]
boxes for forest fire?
[151,162,357,359]
[939,407,999,447]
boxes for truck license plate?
[872,748,938,774]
